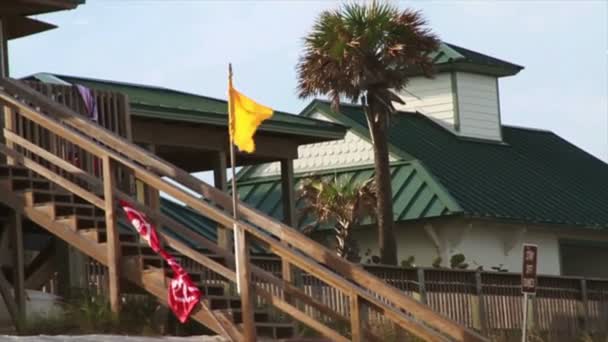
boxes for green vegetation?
[20,290,163,336]
[298,176,376,261]
[297,1,439,265]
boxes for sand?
[0,336,227,342]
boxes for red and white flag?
[119,200,202,323]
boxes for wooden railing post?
[349,293,363,342]
[472,270,488,333]
[102,154,121,314]
[580,278,589,332]
[282,260,293,303]
[3,105,14,164]
[236,227,256,342]
[416,268,427,304]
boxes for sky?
[9,0,608,162]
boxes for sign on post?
[522,244,538,294]
[521,243,538,342]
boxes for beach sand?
[0,336,227,342]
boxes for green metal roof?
[429,42,523,77]
[25,73,346,141]
[236,161,461,228]
[305,100,608,229]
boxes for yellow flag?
[228,78,273,153]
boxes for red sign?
[120,200,202,323]
[521,244,538,294]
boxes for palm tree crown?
[297,1,439,113]
[298,1,439,265]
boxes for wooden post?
[0,17,8,77]
[580,279,589,332]
[9,210,25,325]
[102,155,121,314]
[0,268,19,330]
[472,270,487,333]
[280,158,296,304]
[212,151,231,250]
[417,268,427,304]
[0,225,19,331]
[235,229,256,342]
[280,158,296,227]
[349,293,363,342]
[145,145,161,211]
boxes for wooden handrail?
[0,79,487,341]
[3,125,356,331]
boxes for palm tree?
[298,177,376,261]
[297,2,439,264]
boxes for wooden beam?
[280,158,296,226]
[132,119,299,160]
[25,253,56,290]
[9,210,25,323]
[212,151,231,251]
[0,269,19,330]
[102,155,121,314]
[0,224,19,330]
[349,293,363,342]
[144,144,160,212]
[236,229,256,342]
[0,18,8,77]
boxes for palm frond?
[298,1,439,116]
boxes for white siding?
[352,221,564,275]
[395,74,456,128]
[247,111,397,177]
[455,72,502,141]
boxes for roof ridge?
[443,42,524,70]
[502,124,554,134]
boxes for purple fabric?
[75,84,99,122]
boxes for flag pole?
[228,63,242,294]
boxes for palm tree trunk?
[365,106,398,265]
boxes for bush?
[20,290,163,336]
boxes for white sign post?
[521,244,538,342]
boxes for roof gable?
[430,42,524,77]
[309,100,608,229]
[237,161,461,227]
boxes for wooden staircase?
[0,77,489,341]
[0,164,296,340]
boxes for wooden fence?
[82,255,608,340]
[251,257,608,340]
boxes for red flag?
[119,200,202,323]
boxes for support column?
[213,151,231,250]
[0,17,9,77]
[9,210,25,324]
[103,155,121,314]
[280,158,296,226]
[0,18,10,164]
[145,144,161,212]
[280,158,296,307]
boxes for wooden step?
[215,309,270,324]
[21,189,72,206]
[1,177,51,191]
[246,322,295,339]
[33,202,104,219]
[0,165,30,178]
[79,228,137,244]
[56,214,105,230]
[20,188,90,206]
